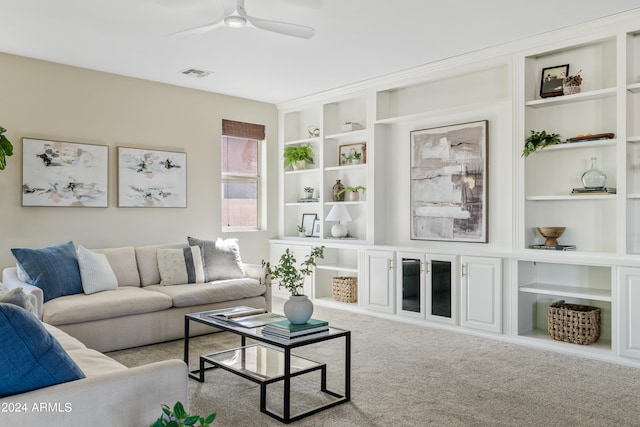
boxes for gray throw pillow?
[187,237,245,281]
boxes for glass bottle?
[581,157,606,189]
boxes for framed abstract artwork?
[22,138,108,207]
[410,120,488,243]
[117,147,187,207]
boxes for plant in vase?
[303,186,314,199]
[283,144,314,170]
[351,151,361,164]
[262,246,325,324]
[0,125,14,170]
[522,130,562,157]
[296,225,306,237]
[563,70,582,95]
[337,185,366,201]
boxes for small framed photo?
[311,219,321,237]
[301,213,317,237]
[540,64,569,98]
[338,142,366,165]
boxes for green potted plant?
[151,401,216,427]
[303,186,314,199]
[283,144,314,170]
[296,224,306,237]
[337,185,366,201]
[351,151,362,164]
[0,125,14,170]
[522,130,562,157]
[262,246,324,324]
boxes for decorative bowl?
[536,227,566,246]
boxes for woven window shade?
[222,119,265,140]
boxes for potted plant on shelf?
[151,401,216,427]
[303,186,314,199]
[563,70,582,95]
[522,130,562,157]
[296,225,306,237]
[283,144,314,170]
[337,185,366,201]
[262,246,324,324]
[0,125,14,171]
[342,121,362,132]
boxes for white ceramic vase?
[283,295,313,324]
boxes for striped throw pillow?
[157,245,207,286]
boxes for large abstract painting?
[118,147,186,207]
[22,138,108,207]
[410,120,488,242]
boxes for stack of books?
[571,187,616,195]
[262,318,329,342]
[530,244,576,251]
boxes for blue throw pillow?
[11,241,83,303]
[0,303,85,397]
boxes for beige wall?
[0,53,279,270]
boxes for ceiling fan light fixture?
[224,15,246,28]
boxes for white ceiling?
[1,0,639,104]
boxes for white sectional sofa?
[0,319,187,427]
[2,240,271,352]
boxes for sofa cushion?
[157,245,207,286]
[145,277,266,308]
[0,303,85,398]
[93,246,140,287]
[42,287,173,325]
[11,241,83,302]
[187,237,245,281]
[77,246,118,294]
[43,323,87,351]
[135,243,187,286]
[66,348,127,377]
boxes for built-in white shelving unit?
[274,10,640,367]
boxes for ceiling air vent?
[180,68,213,78]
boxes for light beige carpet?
[108,303,640,427]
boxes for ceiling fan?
[172,0,315,39]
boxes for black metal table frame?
[184,313,351,424]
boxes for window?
[221,120,265,230]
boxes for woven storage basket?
[548,300,601,345]
[332,276,357,303]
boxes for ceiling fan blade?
[169,17,226,36]
[248,17,315,39]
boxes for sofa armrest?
[0,359,188,427]
[2,267,44,319]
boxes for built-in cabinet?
[275,11,640,367]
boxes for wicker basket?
[548,300,601,345]
[332,276,358,303]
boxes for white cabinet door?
[362,250,395,314]
[460,256,502,333]
[619,267,640,359]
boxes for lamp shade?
[325,204,352,222]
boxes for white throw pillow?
[77,245,118,294]
[157,245,207,286]
[0,285,37,315]
[187,237,245,281]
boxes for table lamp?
[325,204,352,238]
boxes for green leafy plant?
[337,185,366,196]
[352,151,361,160]
[296,225,305,233]
[0,125,14,170]
[303,186,314,194]
[151,402,216,427]
[522,130,562,157]
[283,144,314,168]
[262,246,324,296]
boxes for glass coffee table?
[184,310,351,424]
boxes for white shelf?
[526,194,617,201]
[525,87,616,108]
[518,329,612,354]
[532,139,617,152]
[316,263,358,273]
[628,136,640,143]
[627,82,640,93]
[284,168,321,175]
[324,201,366,206]
[324,129,367,140]
[628,194,640,199]
[324,164,367,172]
[519,283,611,302]
[284,137,321,146]
[285,201,320,206]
